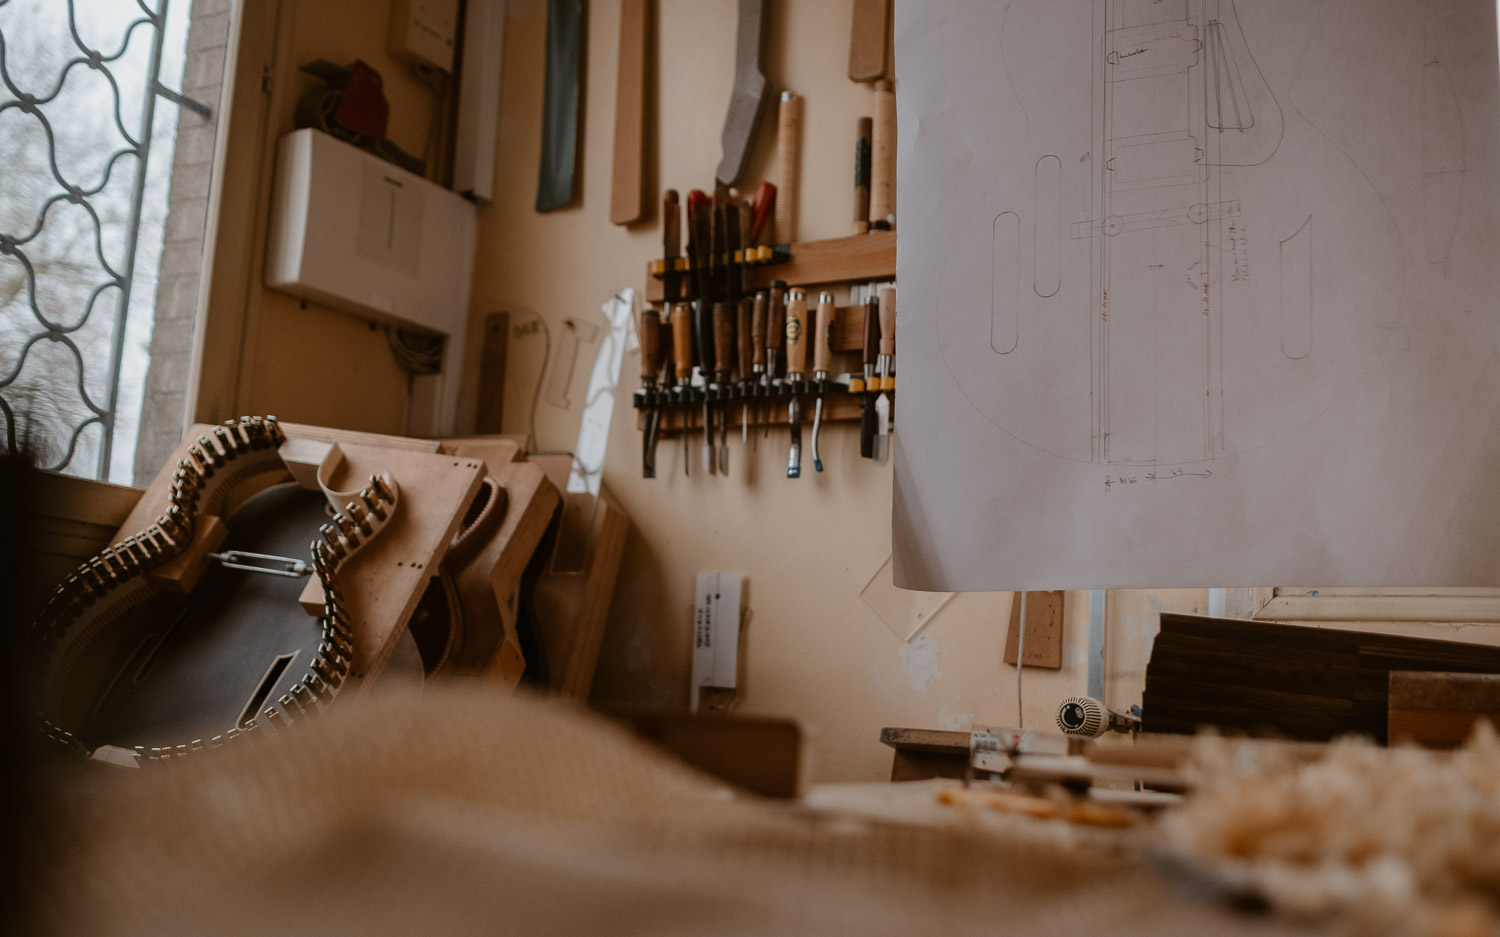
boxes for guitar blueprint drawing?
[893,0,1500,590]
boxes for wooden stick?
[870,80,895,227]
[775,92,801,244]
[610,0,650,225]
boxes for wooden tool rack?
[637,230,896,435]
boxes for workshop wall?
[238,0,430,434]
[464,0,1208,782]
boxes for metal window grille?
[0,0,206,477]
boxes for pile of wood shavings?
[1160,723,1500,936]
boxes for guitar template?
[894,0,1500,589]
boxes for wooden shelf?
[643,230,895,305]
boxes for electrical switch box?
[389,0,460,72]
[264,129,476,431]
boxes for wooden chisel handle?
[813,292,835,374]
[767,281,787,365]
[871,81,895,227]
[737,297,754,379]
[640,306,662,381]
[751,181,776,246]
[785,289,808,376]
[863,297,880,368]
[751,291,768,369]
[854,117,872,235]
[672,303,694,381]
[714,302,736,377]
[775,92,801,244]
[878,286,896,358]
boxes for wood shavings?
[937,785,1138,828]
[1160,724,1500,934]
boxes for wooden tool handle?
[736,298,754,378]
[713,302,736,376]
[767,281,787,354]
[775,92,801,244]
[813,293,836,374]
[672,303,694,381]
[870,81,895,226]
[664,189,680,257]
[785,289,808,375]
[878,286,896,357]
[640,306,662,381]
[848,0,891,82]
[751,291,768,368]
[854,117,873,235]
[751,181,776,246]
[863,297,880,366]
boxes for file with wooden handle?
[672,302,695,475]
[774,92,802,244]
[870,81,896,228]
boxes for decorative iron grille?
[0,0,205,477]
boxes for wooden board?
[527,455,630,700]
[1003,590,1064,669]
[1142,614,1500,743]
[847,0,890,82]
[475,312,510,433]
[609,0,649,225]
[323,444,484,686]
[29,473,144,620]
[1389,671,1500,748]
[601,707,803,797]
[643,230,895,304]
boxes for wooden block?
[475,312,510,433]
[644,230,895,304]
[438,435,526,467]
[1389,671,1500,748]
[1003,590,1064,669]
[847,0,890,82]
[146,515,227,594]
[1142,614,1500,742]
[609,0,649,225]
[278,438,337,490]
[601,708,804,797]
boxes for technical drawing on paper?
[933,0,1451,465]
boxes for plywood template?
[894,0,1500,590]
[1003,590,1064,669]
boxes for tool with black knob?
[1056,697,1143,738]
[738,294,756,447]
[873,285,896,465]
[763,280,787,439]
[636,305,663,477]
[713,300,736,474]
[784,288,808,478]
[857,296,880,459]
[671,302,695,476]
[809,292,836,472]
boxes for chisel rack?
[637,227,897,438]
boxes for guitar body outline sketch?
[941,0,1407,466]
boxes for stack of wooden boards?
[1143,614,1500,744]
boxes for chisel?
[859,296,880,458]
[747,292,768,452]
[810,292,836,472]
[763,280,786,438]
[662,189,682,302]
[713,300,736,474]
[696,299,717,475]
[672,302,695,475]
[738,295,756,446]
[637,305,662,477]
[874,285,895,464]
[784,288,808,478]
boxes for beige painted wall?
[217,0,1208,782]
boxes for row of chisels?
[635,284,895,479]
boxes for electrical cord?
[1016,590,1027,730]
[385,327,444,374]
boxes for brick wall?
[133,0,229,484]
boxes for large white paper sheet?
[893,0,1500,590]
